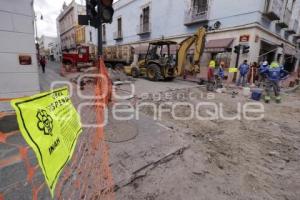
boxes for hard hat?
[209,60,216,68]
[263,61,268,66]
[270,61,279,68]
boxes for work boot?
[264,96,271,104]
[275,96,281,104]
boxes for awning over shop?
[205,38,234,53]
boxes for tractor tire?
[147,64,162,81]
[131,67,140,78]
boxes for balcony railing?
[263,0,283,21]
[184,7,209,26]
[137,22,151,35]
[113,31,123,40]
[277,8,291,28]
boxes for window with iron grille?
[117,17,122,37]
[89,31,92,42]
[143,7,150,32]
[192,0,208,15]
[140,6,150,33]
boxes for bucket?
[251,89,263,101]
[242,87,251,96]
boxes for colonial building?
[56,0,98,56]
[0,0,40,110]
[104,0,300,73]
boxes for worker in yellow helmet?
[261,61,289,103]
[207,60,216,82]
[209,60,216,68]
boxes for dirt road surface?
[114,79,300,200]
[1,63,299,200]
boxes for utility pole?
[97,0,103,57]
[233,44,241,82]
[235,48,240,68]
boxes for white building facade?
[0,0,40,110]
[50,38,62,61]
[39,35,57,58]
[57,1,84,50]
[104,0,300,73]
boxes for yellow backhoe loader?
[128,27,206,81]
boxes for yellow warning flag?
[229,67,238,73]
[11,87,82,197]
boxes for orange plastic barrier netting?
[0,58,115,199]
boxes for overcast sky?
[34,0,118,37]
[34,0,80,37]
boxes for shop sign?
[240,35,250,43]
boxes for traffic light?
[86,0,98,20]
[242,45,250,54]
[80,0,114,27]
[234,45,241,54]
[101,0,114,23]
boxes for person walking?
[261,61,289,103]
[40,56,46,73]
[237,60,250,87]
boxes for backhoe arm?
[176,36,195,76]
[176,27,206,76]
[193,28,206,70]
